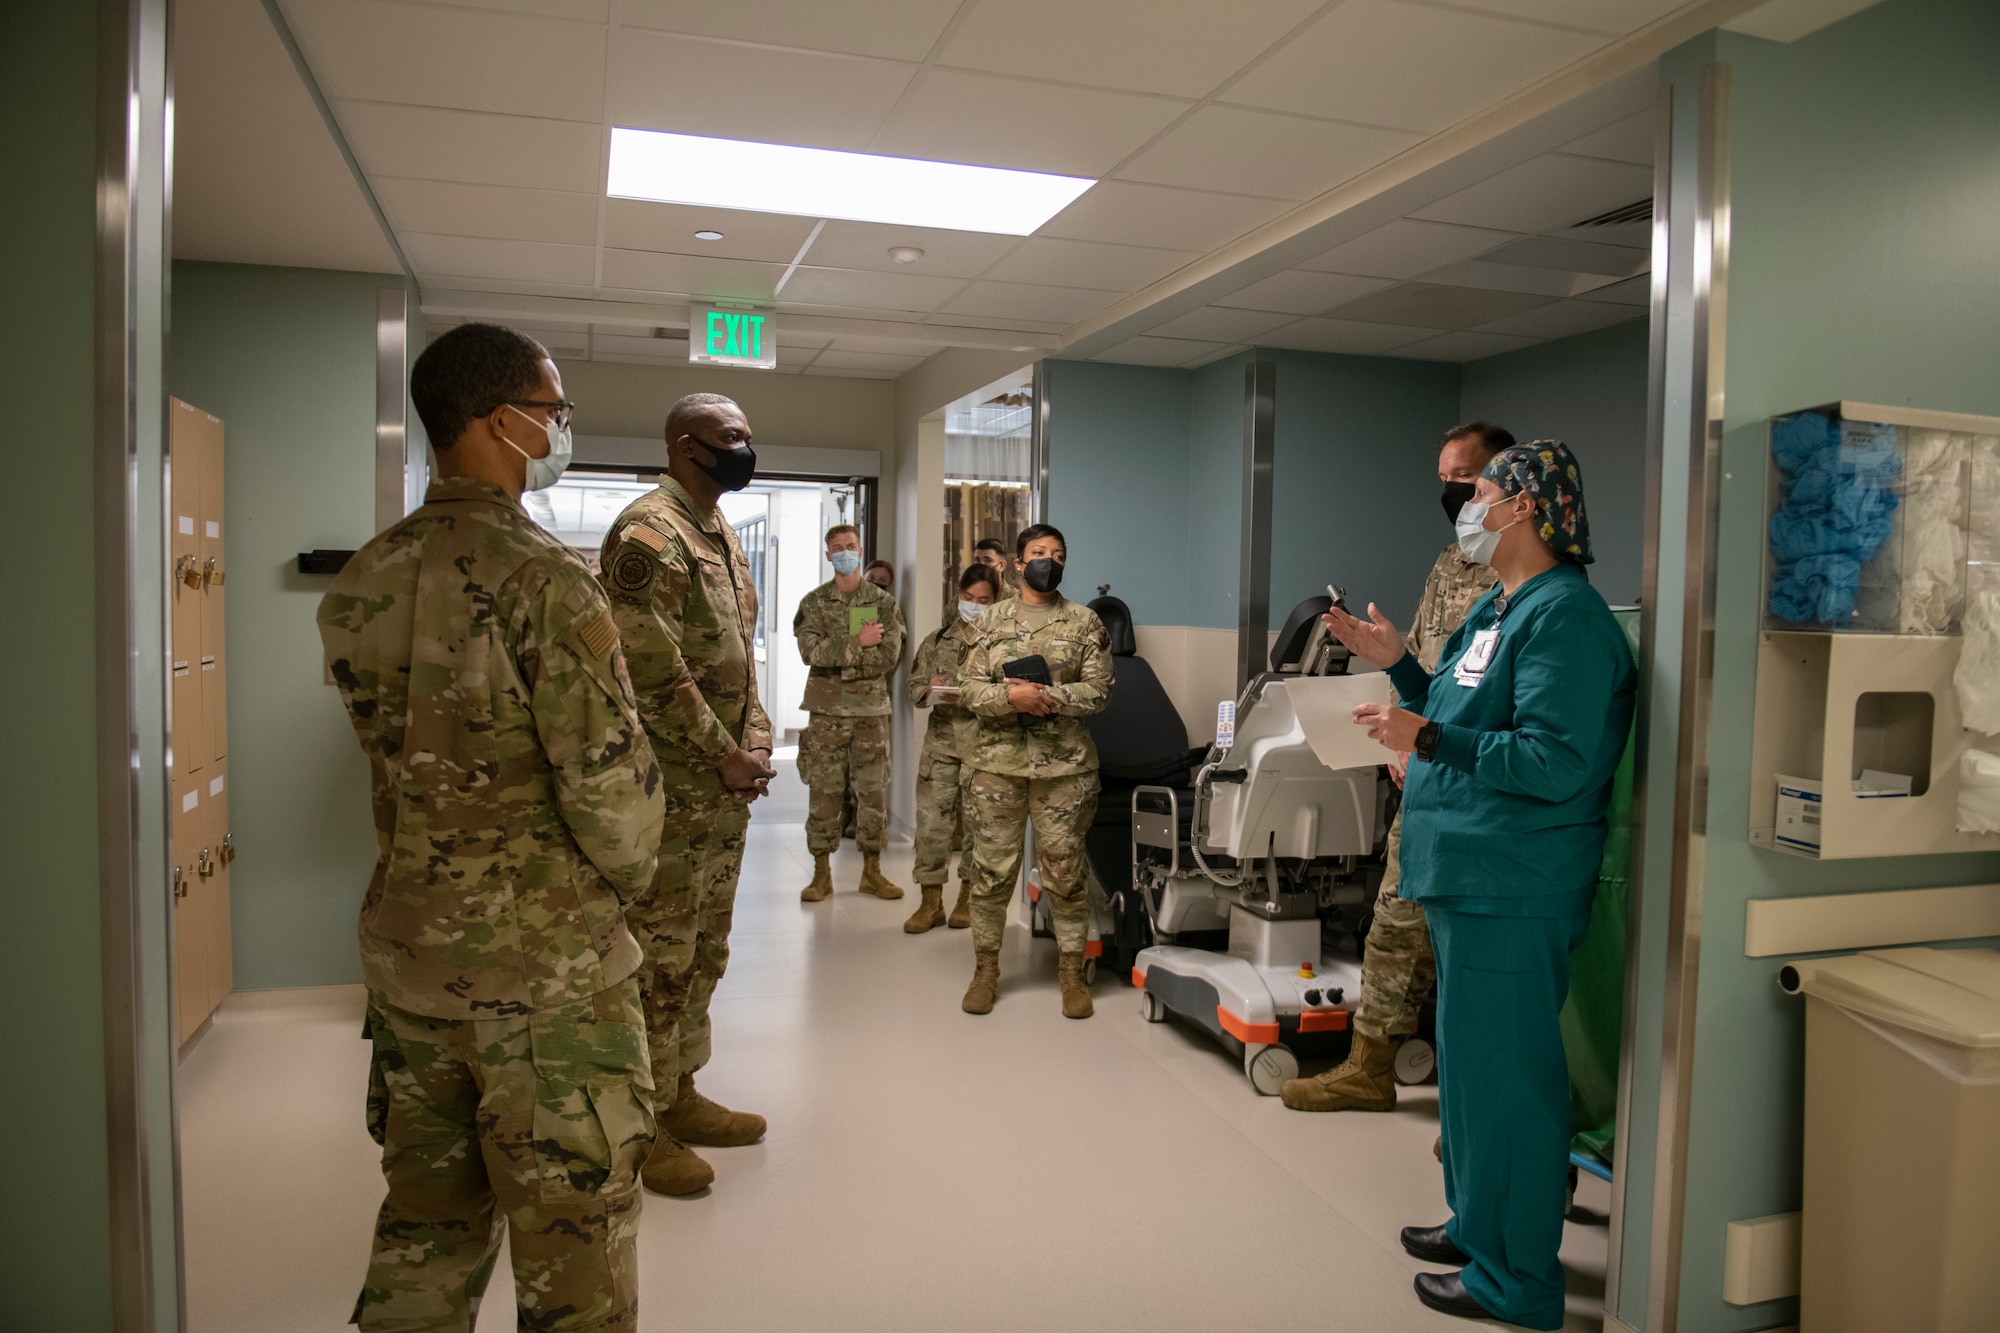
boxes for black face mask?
[689,436,756,492]
[1022,557,1064,594]
[1441,480,1477,524]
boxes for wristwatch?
[1414,720,1442,763]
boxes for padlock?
[176,555,202,589]
[172,865,186,900]
[203,557,222,586]
[220,832,236,864]
[197,846,214,878]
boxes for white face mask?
[1455,498,1522,566]
[500,404,573,491]
[958,599,986,623]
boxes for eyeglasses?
[503,399,576,429]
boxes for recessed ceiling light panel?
[608,128,1094,236]
[694,229,725,241]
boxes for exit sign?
[689,303,776,369]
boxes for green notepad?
[848,606,880,636]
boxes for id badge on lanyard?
[1453,597,1508,688]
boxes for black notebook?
[1003,654,1053,729]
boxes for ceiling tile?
[403,233,596,285]
[1574,274,1651,306]
[936,0,1323,98]
[1480,235,1648,277]
[604,199,816,262]
[590,332,689,360]
[599,248,785,301]
[939,281,1120,324]
[1329,282,1556,328]
[441,1,608,18]
[1038,181,1288,252]
[611,31,914,152]
[804,221,1021,278]
[1296,219,1520,279]
[1421,259,1623,299]
[1090,335,1233,367]
[1392,330,1543,362]
[1146,306,1297,343]
[373,178,598,246]
[1256,317,1441,355]
[809,349,928,372]
[1215,270,1394,316]
[777,266,967,313]
[1411,153,1653,234]
[867,69,1191,177]
[821,333,939,356]
[334,101,603,192]
[982,237,1199,292]
[286,0,605,123]
[806,365,901,379]
[1118,106,1419,201]
[1222,0,1603,135]
[1439,0,1686,36]
[1475,299,1645,339]
[617,0,962,63]
[1559,109,1654,165]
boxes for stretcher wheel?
[1244,1043,1298,1095]
[1082,957,1098,986]
[1141,991,1168,1023]
[1393,1037,1436,1086]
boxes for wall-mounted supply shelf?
[1750,630,2000,859]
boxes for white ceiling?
[180,0,1716,377]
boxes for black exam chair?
[1082,596,1207,973]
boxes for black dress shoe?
[1414,1270,1494,1320]
[1400,1223,1471,1265]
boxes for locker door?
[203,763,233,1005]
[196,408,228,766]
[169,400,205,778]
[172,776,209,1046]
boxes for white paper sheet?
[1283,674,1397,772]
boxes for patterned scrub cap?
[1482,440,1593,566]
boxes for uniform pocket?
[588,1076,656,1192]
[533,1070,654,1203]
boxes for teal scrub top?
[1387,563,1638,913]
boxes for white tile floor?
[180,772,1609,1331]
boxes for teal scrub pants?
[1428,898,1592,1331]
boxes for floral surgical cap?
[1483,440,1593,566]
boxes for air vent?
[1575,198,1653,228]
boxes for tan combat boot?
[1057,952,1094,1019]
[640,1132,714,1196]
[962,948,1000,1014]
[946,883,971,930]
[858,852,905,900]
[903,885,945,933]
[1279,1032,1398,1112]
[800,852,833,902]
[660,1073,766,1147]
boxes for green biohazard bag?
[1560,607,1639,1171]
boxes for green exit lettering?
[703,310,768,361]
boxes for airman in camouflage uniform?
[902,608,985,933]
[1284,423,1507,1113]
[794,553,907,900]
[321,382,664,1332]
[957,542,1113,1019]
[601,426,774,1196]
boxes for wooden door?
[172,774,209,1047]
[169,401,205,780]
[195,406,228,767]
[204,763,233,1003]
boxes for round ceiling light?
[888,245,925,265]
[694,229,725,241]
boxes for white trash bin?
[1793,947,2000,1333]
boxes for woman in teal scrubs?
[1324,441,1636,1330]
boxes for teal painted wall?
[1263,349,1462,633]
[0,5,116,1324]
[170,261,393,990]
[1187,352,1252,630]
[1043,359,1193,625]
[1662,5,2000,1328]
[1460,318,1650,605]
